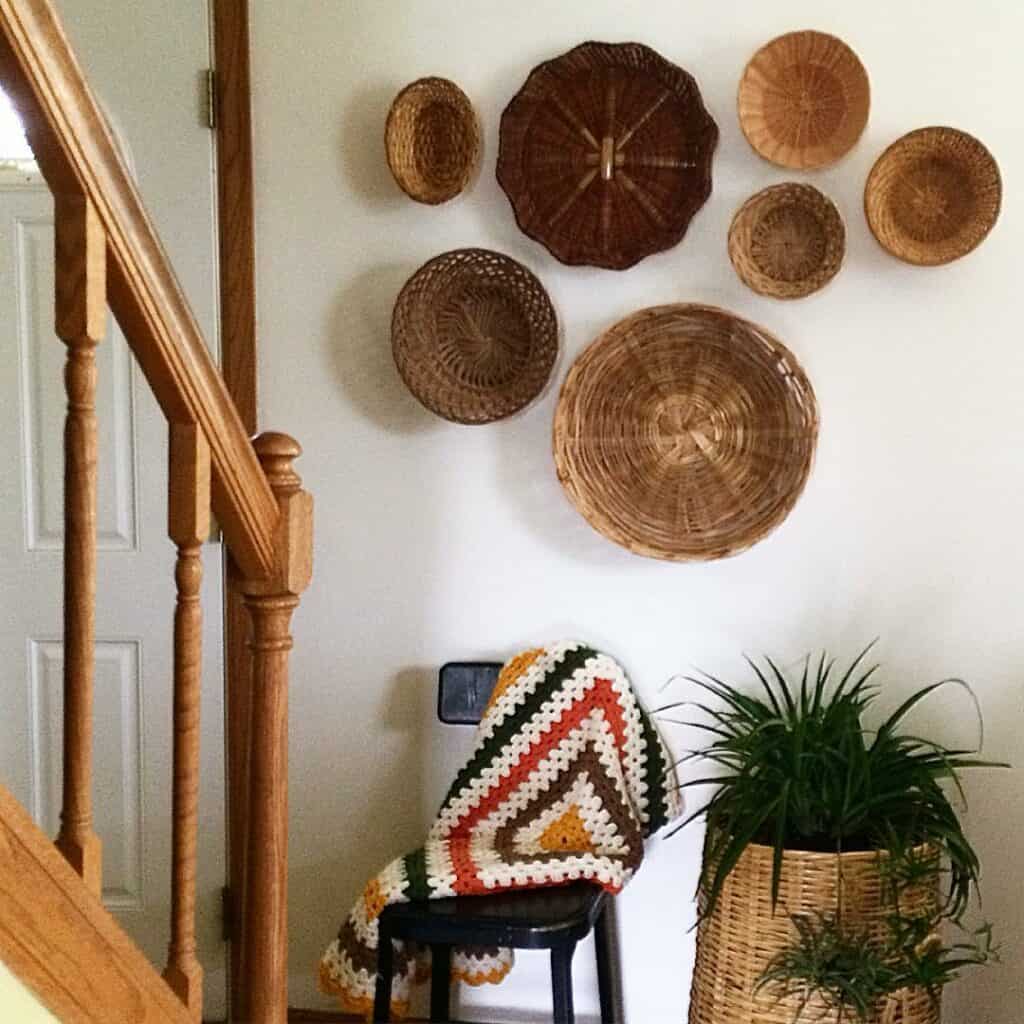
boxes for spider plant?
[661,644,1005,918]
[756,911,998,1022]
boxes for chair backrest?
[438,662,502,725]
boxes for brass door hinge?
[206,68,217,130]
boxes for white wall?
[0,961,56,1022]
[251,1,1023,1020]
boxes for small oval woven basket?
[385,77,481,204]
[553,304,818,561]
[728,183,845,299]
[689,842,940,1024]
[392,248,558,424]
[864,126,1002,266]
[738,30,870,169]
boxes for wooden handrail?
[0,0,278,580]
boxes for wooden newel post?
[54,193,105,895]
[232,432,312,1024]
[164,423,211,1021]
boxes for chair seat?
[378,881,608,949]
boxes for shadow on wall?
[337,81,407,209]
[329,264,439,436]
[289,666,435,998]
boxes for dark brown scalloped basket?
[497,42,718,270]
[385,77,481,204]
[392,249,558,425]
[553,305,818,561]
[864,127,1002,266]
[728,183,846,299]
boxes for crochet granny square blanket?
[319,641,680,1018]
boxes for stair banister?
[0,2,314,1022]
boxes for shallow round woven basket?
[385,77,481,204]
[728,183,845,299]
[553,305,818,561]
[738,30,870,169]
[690,842,940,1024]
[497,41,718,269]
[392,248,558,424]
[864,126,1002,266]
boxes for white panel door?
[0,1,227,1017]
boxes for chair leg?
[595,905,619,1024]
[430,943,452,1023]
[373,926,395,1022]
[551,939,577,1024]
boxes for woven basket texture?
[553,305,818,561]
[738,30,870,170]
[729,183,845,299]
[385,77,480,204]
[865,126,1002,266]
[392,248,558,425]
[497,41,718,269]
[690,842,940,1024]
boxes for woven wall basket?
[728,183,845,299]
[497,41,718,269]
[690,842,940,1024]
[738,30,870,169]
[392,248,558,424]
[385,77,481,204]
[553,305,818,561]
[864,126,1002,266]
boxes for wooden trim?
[0,0,278,579]
[210,5,259,1020]
[0,784,191,1024]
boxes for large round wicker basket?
[689,842,940,1024]
[553,305,818,561]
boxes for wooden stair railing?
[0,2,314,1023]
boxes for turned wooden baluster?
[232,432,312,1024]
[53,192,104,895]
[163,423,210,1020]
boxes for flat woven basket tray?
[864,126,1002,266]
[728,183,845,299]
[497,41,718,270]
[738,30,870,170]
[553,305,818,561]
[392,248,558,425]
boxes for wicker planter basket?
[385,77,481,204]
[728,183,845,299]
[689,842,940,1024]
[392,248,558,424]
[864,126,1002,266]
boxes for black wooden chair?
[372,662,620,1024]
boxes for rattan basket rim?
[384,75,481,205]
[863,125,1003,267]
[731,838,938,866]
